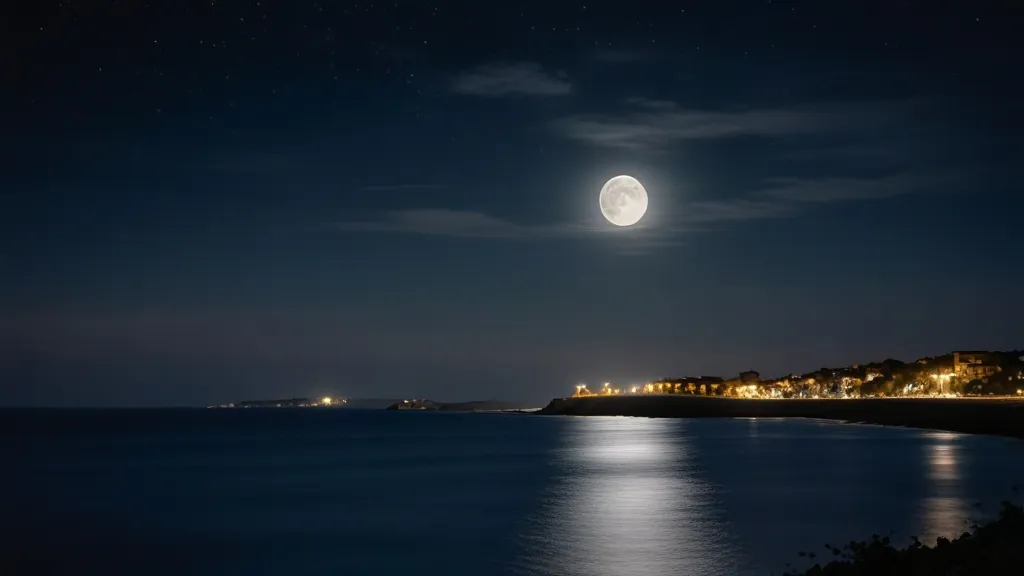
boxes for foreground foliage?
[783,501,1024,576]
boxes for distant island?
[207,396,344,408]
[205,396,534,412]
[385,399,535,412]
[540,350,1024,438]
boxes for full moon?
[599,175,649,227]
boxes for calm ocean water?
[4,409,1024,576]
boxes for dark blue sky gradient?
[3,1,1021,406]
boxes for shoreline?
[536,395,1024,439]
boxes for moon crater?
[599,175,649,227]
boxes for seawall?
[537,396,1024,438]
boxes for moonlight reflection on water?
[919,431,970,543]
[517,418,741,576]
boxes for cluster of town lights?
[575,381,729,397]
[570,352,1024,399]
[575,383,623,396]
[571,371,1024,400]
[576,382,684,397]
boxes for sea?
[4,409,1024,576]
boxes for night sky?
[4,1,1021,407]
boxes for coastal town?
[572,350,1024,400]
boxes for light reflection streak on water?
[918,431,969,544]
[517,417,739,576]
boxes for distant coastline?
[207,396,343,408]
[385,399,535,412]
[537,395,1024,438]
[203,397,535,412]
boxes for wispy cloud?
[333,208,663,255]
[334,172,950,249]
[335,209,567,239]
[451,62,572,97]
[625,97,678,111]
[765,171,960,203]
[679,198,798,225]
[553,99,864,149]
[670,172,951,233]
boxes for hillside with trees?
[589,350,1024,400]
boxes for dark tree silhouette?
[783,500,1024,576]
